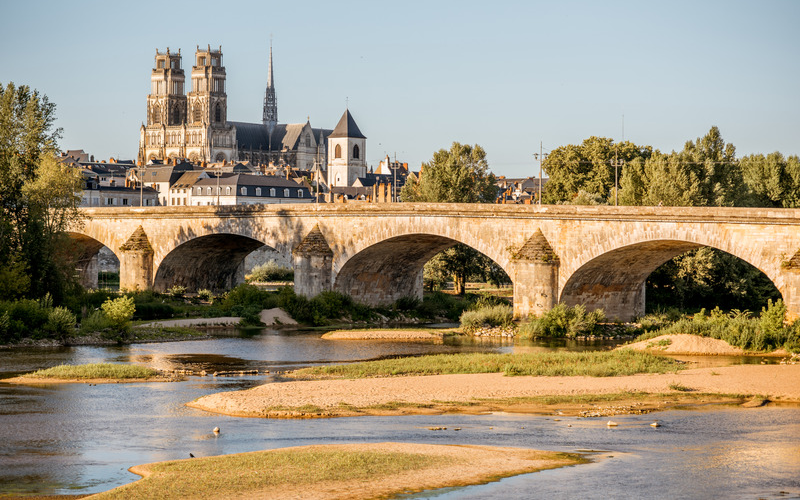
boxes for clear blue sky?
[2,0,797,177]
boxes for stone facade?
[69,204,800,321]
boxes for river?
[0,329,798,499]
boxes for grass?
[668,382,693,392]
[295,350,681,379]
[131,326,207,341]
[28,363,160,380]
[92,448,449,499]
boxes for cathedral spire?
[262,41,277,131]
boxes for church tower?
[185,45,236,163]
[262,43,277,132]
[327,109,367,187]
[139,48,187,163]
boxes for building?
[137,44,346,176]
[138,47,237,164]
[189,173,312,205]
[60,150,159,207]
[495,176,548,204]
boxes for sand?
[187,363,800,419]
[619,334,748,355]
[322,329,447,341]
[90,443,581,500]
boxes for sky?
[1,0,798,178]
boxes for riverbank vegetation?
[27,363,159,380]
[631,300,800,352]
[293,350,680,379]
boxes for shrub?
[221,283,272,311]
[100,296,136,341]
[79,310,114,335]
[133,302,176,321]
[394,296,421,311]
[519,304,606,338]
[167,285,187,298]
[246,260,294,282]
[459,304,513,333]
[197,289,213,301]
[46,307,77,341]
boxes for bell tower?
[186,45,236,163]
[327,109,367,187]
[147,49,186,127]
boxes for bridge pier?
[779,269,800,322]
[293,225,334,298]
[76,255,99,289]
[118,226,154,292]
[512,260,559,319]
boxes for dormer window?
[284,188,290,197]
[240,187,247,195]
[255,187,261,196]
[270,188,276,197]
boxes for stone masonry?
[70,204,800,321]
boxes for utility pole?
[533,142,548,205]
[137,166,144,206]
[215,168,222,206]
[610,145,625,206]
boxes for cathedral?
[137,44,366,188]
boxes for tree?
[542,137,652,204]
[400,142,497,203]
[740,152,800,208]
[0,82,82,304]
[401,142,506,294]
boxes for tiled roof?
[329,109,366,139]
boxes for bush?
[459,304,514,333]
[246,260,294,282]
[100,296,136,341]
[133,302,176,321]
[46,307,77,341]
[197,289,213,301]
[519,304,606,338]
[80,310,114,335]
[394,296,421,311]
[167,285,186,298]
[220,283,272,312]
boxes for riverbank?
[88,443,584,499]
[188,364,800,419]
[619,333,791,356]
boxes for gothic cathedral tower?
[262,43,277,132]
[138,49,187,163]
[327,109,367,187]
[185,46,236,163]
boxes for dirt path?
[188,364,800,419]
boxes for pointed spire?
[262,40,278,130]
[329,109,366,139]
[512,229,559,263]
[119,226,154,254]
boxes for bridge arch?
[153,233,271,292]
[332,232,513,306]
[66,231,119,289]
[560,237,784,321]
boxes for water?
[0,329,797,498]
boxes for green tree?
[0,82,82,304]
[740,152,800,208]
[401,142,506,294]
[400,142,497,203]
[542,137,652,204]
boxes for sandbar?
[188,364,800,419]
[88,442,583,500]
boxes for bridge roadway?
[70,203,800,321]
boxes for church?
[137,44,367,189]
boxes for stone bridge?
[70,204,800,321]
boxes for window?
[193,106,201,123]
[270,188,276,197]
[353,144,360,159]
[215,103,222,123]
[197,187,202,195]
[284,188,290,197]
[255,187,261,196]
[334,144,342,159]
[240,187,246,195]
[207,187,212,195]
[158,60,165,69]
[304,135,311,147]
[298,190,304,198]
[226,186,231,195]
